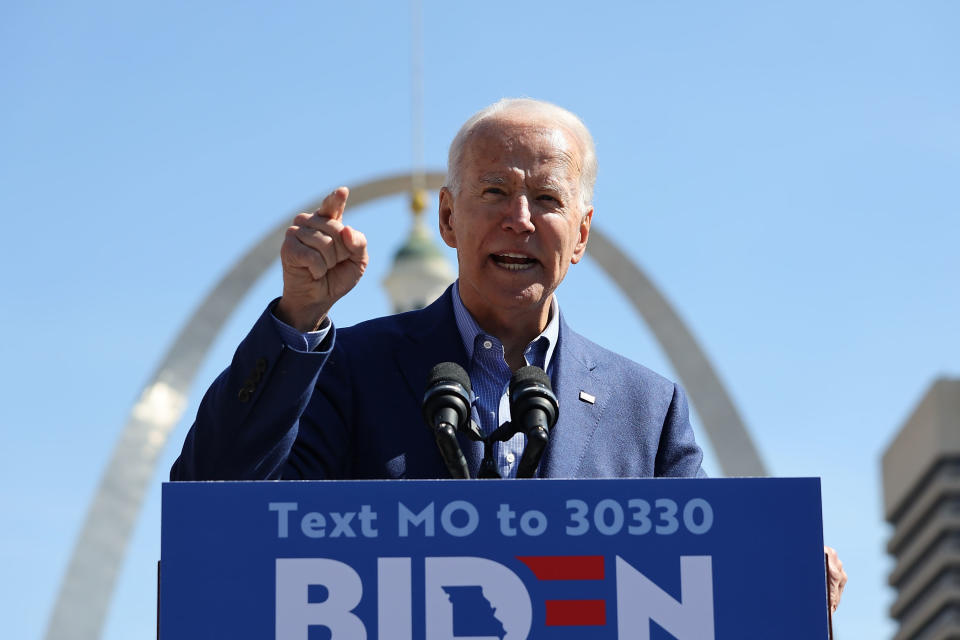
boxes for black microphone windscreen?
[427,362,472,393]
[510,365,551,395]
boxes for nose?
[501,195,535,234]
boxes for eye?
[483,187,506,196]
[537,194,560,204]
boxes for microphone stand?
[477,421,519,479]
[478,439,501,479]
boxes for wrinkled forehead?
[464,117,585,179]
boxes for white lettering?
[519,510,547,536]
[398,502,434,537]
[594,499,624,535]
[654,499,679,535]
[566,499,590,535]
[269,502,298,538]
[683,499,714,535]
[497,503,517,536]
[275,558,367,639]
[358,504,379,537]
[330,512,356,537]
[377,558,411,640]
[300,512,326,538]
[439,500,478,537]
[615,555,714,640]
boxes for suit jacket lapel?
[539,315,603,478]
[390,287,486,475]
[393,288,468,397]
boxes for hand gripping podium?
[159,478,831,639]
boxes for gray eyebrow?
[476,174,571,197]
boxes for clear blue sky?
[2,2,958,638]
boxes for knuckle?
[290,242,317,267]
[297,228,322,245]
[313,232,335,251]
[300,241,322,261]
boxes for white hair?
[444,98,597,210]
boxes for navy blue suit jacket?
[171,288,704,480]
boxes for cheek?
[463,222,492,251]
[560,223,583,257]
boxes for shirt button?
[482,340,493,349]
[505,452,516,464]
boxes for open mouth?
[491,252,538,271]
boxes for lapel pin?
[579,390,596,404]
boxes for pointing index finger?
[315,186,350,221]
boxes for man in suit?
[172,97,701,481]
[171,97,846,606]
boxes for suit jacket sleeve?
[169,301,346,480]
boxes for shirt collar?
[451,280,560,370]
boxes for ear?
[570,207,593,264]
[437,187,458,248]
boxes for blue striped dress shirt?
[449,281,558,478]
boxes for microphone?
[509,365,559,478]
[422,362,473,479]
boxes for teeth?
[491,252,536,271]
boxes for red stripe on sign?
[516,555,605,580]
[545,599,607,626]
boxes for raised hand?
[275,187,369,331]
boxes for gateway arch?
[45,171,767,640]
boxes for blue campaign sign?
[160,478,828,639]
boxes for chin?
[493,284,550,310]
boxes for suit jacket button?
[238,387,251,403]
[256,357,268,373]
